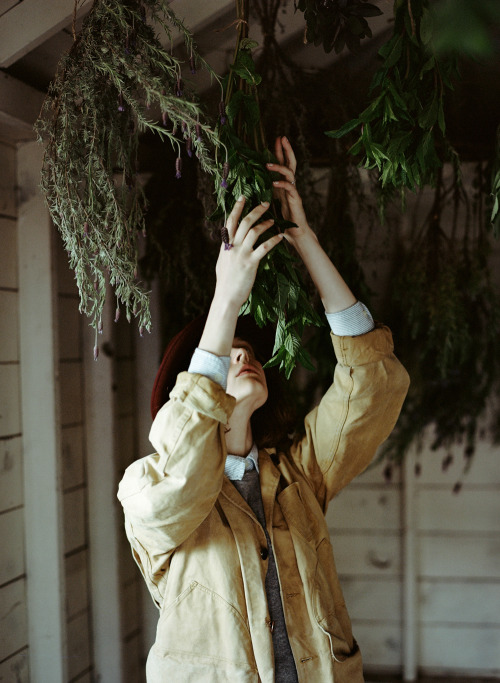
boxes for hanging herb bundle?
[294,0,383,54]
[36,0,221,352]
[209,0,322,378]
[326,0,459,209]
[381,163,500,472]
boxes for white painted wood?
[63,487,86,554]
[17,140,66,682]
[351,622,402,669]
[420,624,500,674]
[116,358,135,416]
[340,576,401,621]
[0,218,17,287]
[134,280,161,656]
[0,290,19,361]
[56,237,79,296]
[0,436,23,511]
[332,533,401,576]
[0,578,27,662]
[0,648,29,682]
[0,73,44,140]
[66,610,91,681]
[402,452,418,682]
[419,535,500,579]
[58,296,82,360]
[417,488,500,532]
[123,633,143,683]
[0,507,24,584]
[117,415,135,476]
[84,293,124,683]
[122,578,141,637]
[0,141,16,218]
[0,0,92,67]
[0,0,20,18]
[356,457,402,486]
[65,550,89,620]
[327,487,401,531]
[415,442,500,486]
[420,580,500,625]
[61,425,85,491]
[59,361,84,426]
[0,365,21,437]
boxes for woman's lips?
[237,366,259,378]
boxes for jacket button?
[260,547,269,560]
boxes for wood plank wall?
[56,239,94,682]
[327,460,404,671]
[326,165,500,678]
[114,314,147,682]
[0,140,29,680]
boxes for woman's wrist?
[198,292,240,357]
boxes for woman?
[118,137,410,682]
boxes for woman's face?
[226,337,268,411]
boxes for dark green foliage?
[36,0,220,344]
[326,0,459,203]
[382,164,500,466]
[429,0,500,59]
[295,0,382,54]
[210,31,322,378]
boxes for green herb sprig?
[326,0,459,205]
[294,0,383,54]
[210,10,322,378]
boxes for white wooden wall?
[327,166,500,680]
[0,139,29,682]
[56,238,93,682]
[1,117,499,682]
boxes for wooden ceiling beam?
[0,0,92,68]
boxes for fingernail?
[238,195,245,201]
[272,181,279,185]
[261,201,270,207]
[267,163,274,167]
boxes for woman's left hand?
[266,136,311,244]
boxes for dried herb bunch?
[383,163,500,470]
[36,0,221,351]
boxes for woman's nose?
[234,347,249,363]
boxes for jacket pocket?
[154,580,256,671]
[312,539,358,664]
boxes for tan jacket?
[118,326,410,683]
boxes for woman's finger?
[280,136,297,173]
[266,162,295,183]
[233,201,270,245]
[225,195,246,240]
[274,136,285,166]
[242,218,275,250]
[272,179,301,199]
[252,232,285,262]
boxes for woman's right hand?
[214,196,284,310]
[198,196,283,358]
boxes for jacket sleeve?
[288,325,410,511]
[117,372,235,561]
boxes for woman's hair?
[251,363,296,451]
[233,317,296,451]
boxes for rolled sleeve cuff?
[188,348,230,390]
[326,301,374,336]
